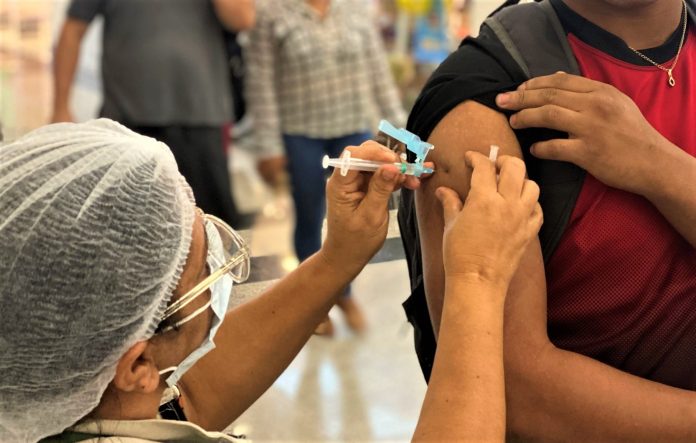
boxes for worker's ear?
[112,341,160,394]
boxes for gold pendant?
[668,69,676,87]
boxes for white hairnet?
[0,119,196,442]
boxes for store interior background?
[1,1,505,441]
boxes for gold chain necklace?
[628,0,688,87]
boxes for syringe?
[322,150,434,177]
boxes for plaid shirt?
[246,0,407,158]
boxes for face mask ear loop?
[159,366,178,376]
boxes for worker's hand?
[322,141,428,275]
[437,153,542,288]
[496,72,670,198]
[50,107,75,124]
[257,156,287,187]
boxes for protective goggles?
[156,209,250,333]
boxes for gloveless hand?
[50,107,75,124]
[257,156,287,187]
[323,141,428,275]
[497,72,670,198]
[437,153,542,288]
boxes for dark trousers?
[283,131,372,262]
[129,124,241,228]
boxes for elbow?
[504,338,557,440]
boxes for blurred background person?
[50,0,255,228]
[246,0,407,335]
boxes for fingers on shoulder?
[521,178,540,204]
[496,155,526,191]
[435,186,464,224]
[497,155,525,173]
[528,202,544,237]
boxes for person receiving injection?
[0,119,541,442]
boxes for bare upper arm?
[62,18,90,39]
[415,100,544,338]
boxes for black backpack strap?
[484,0,586,262]
[688,0,696,25]
[485,0,580,77]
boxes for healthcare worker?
[0,119,541,442]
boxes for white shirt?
[68,418,245,442]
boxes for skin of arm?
[646,145,696,247]
[51,18,89,123]
[211,0,255,31]
[414,277,507,442]
[418,100,696,441]
[177,143,422,431]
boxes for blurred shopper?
[51,0,255,227]
[246,0,407,334]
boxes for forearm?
[506,342,696,442]
[644,140,696,247]
[52,20,86,114]
[414,277,506,442]
[502,242,696,441]
[211,0,255,31]
[180,250,361,430]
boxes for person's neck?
[88,384,163,423]
[563,0,684,49]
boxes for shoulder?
[407,25,525,142]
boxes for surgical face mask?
[158,218,240,387]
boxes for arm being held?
[419,99,696,442]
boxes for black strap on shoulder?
[688,0,696,24]
[485,0,580,77]
[483,0,586,263]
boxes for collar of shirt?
[69,419,243,442]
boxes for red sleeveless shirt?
[547,1,696,388]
